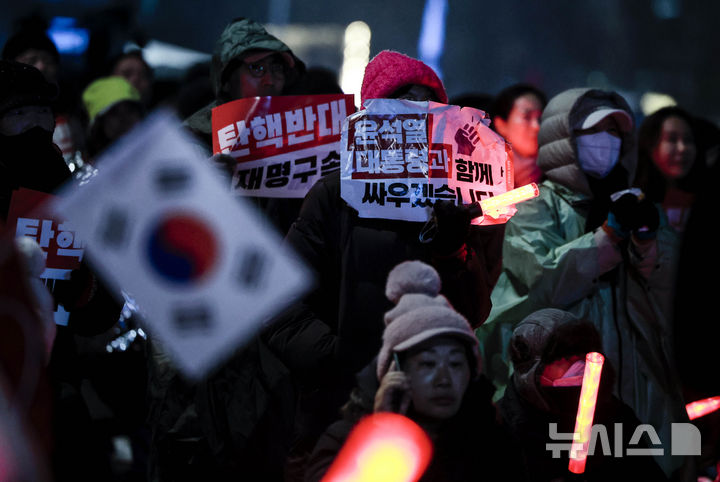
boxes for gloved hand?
[633,197,660,240]
[422,200,472,256]
[605,192,659,240]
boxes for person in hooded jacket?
[475,88,690,479]
[184,16,307,236]
[265,50,505,479]
[304,260,524,482]
[498,308,668,481]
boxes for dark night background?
[1,0,717,123]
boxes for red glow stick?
[686,396,720,421]
[322,412,433,482]
[568,352,605,474]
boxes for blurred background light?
[418,0,447,80]
[141,40,210,69]
[340,20,371,108]
[47,16,88,55]
[652,0,681,19]
[640,91,677,116]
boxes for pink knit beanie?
[360,50,448,107]
[376,260,479,381]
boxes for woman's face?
[403,337,470,420]
[652,116,696,180]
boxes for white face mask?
[575,131,622,179]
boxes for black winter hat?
[2,28,59,62]
[0,60,58,115]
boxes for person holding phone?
[304,260,524,481]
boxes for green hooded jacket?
[476,88,689,478]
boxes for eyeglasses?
[243,58,286,79]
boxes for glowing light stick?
[322,412,433,482]
[476,183,539,218]
[419,183,540,243]
[568,352,605,474]
[686,396,720,420]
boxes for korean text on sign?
[340,99,513,225]
[212,94,356,198]
[6,188,84,279]
[6,187,85,326]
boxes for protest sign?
[7,188,83,279]
[6,188,84,326]
[340,99,515,226]
[212,93,355,198]
[53,110,311,379]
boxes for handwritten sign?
[340,99,514,225]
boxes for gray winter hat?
[377,260,480,381]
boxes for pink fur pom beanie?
[376,260,479,381]
[360,50,448,107]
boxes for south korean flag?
[52,111,311,379]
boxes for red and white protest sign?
[5,188,84,326]
[6,187,83,279]
[340,99,515,226]
[212,94,356,198]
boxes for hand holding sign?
[419,200,472,256]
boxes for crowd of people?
[1,12,718,482]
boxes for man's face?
[494,93,543,158]
[224,54,287,100]
[15,49,58,83]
